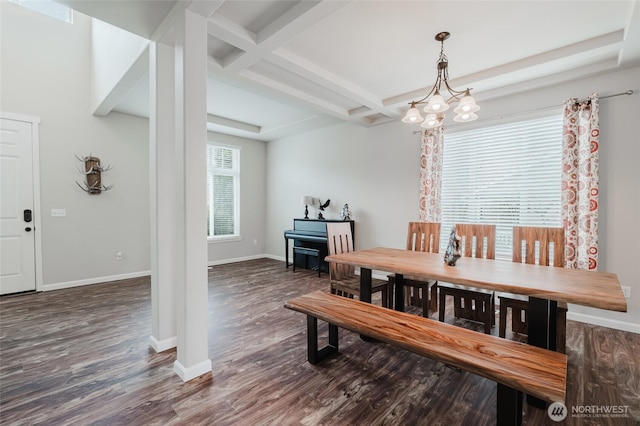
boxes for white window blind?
[207,145,240,238]
[440,115,563,260]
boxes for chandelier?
[401,32,479,128]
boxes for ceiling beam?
[207,114,261,134]
[93,46,148,117]
[268,49,383,111]
[187,0,225,19]
[221,1,351,73]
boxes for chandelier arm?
[442,78,469,102]
[410,75,440,105]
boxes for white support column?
[149,41,177,353]
[172,9,211,382]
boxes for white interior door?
[0,116,36,294]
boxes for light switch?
[51,209,66,217]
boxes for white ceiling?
[57,0,640,141]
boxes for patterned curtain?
[562,93,599,270]
[418,127,444,222]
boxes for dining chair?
[326,222,391,307]
[387,222,441,317]
[438,224,496,334]
[498,226,568,353]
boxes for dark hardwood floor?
[1,258,638,425]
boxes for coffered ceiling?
[56,0,640,141]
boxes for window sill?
[208,236,242,244]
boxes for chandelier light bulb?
[454,112,478,123]
[454,93,480,114]
[424,91,450,114]
[402,103,424,123]
[421,113,442,129]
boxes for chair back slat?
[327,222,355,280]
[455,224,496,260]
[406,222,441,253]
[512,226,565,267]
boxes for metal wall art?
[75,154,113,194]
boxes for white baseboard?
[567,311,639,334]
[42,255,275,291]
[43,270,151,291]
[208,254,267,266]
[173,358,212,382]
[149,335,177,352]
[264,254,285,262]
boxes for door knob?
[25,227,32,232]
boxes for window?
[9,0,73,23]
[440,115,563,260]
[207,144,240,239]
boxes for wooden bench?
[285,290,567,426]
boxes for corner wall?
[1,2,150,288]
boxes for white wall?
[266,67,640,332]
[1,2,150,288]
[91,18,148,114]
[1,3,271,285]
[265,120,421,253]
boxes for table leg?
[359,268,372,303]
[394,274,405,312]
[527,297,557,409]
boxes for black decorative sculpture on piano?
[318,199,330,219]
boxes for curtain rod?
[598,89,634,99]
[411,89,635,134]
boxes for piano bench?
[293,246,322,277]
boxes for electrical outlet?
[51,208,66,217]
[115,251,123,261]
[621,286,631,299]
[253,239,258,245]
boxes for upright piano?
[284,218,355,273]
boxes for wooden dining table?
[326,246,627,410]
[325,247,627,351]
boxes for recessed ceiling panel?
[207,35,241,61]
[216,0,300,34]
[282,1,632,101]
[207,77,317,128]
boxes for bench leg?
[307,315,339,365]
[497,383,523,426]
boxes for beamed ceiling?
[55,0,640,141]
